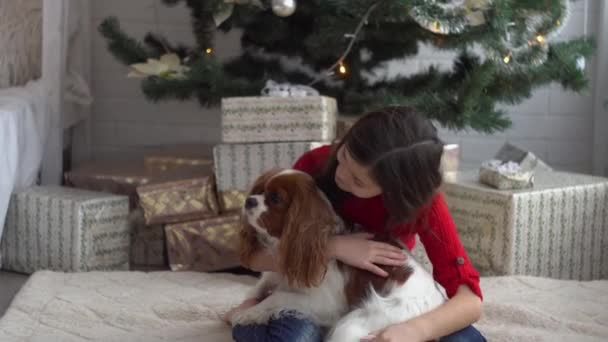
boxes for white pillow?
[0,0,42,88]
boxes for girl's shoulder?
[418,192,451,221]
[293,144,333,174]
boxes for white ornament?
[576,57,586,71]
[272,0,296,17]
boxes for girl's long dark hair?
[316,107,444,233]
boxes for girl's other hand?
[329,233,407,277]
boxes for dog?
[231,168,446,341]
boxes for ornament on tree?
[272,0,296,17]
[410,0,491,35]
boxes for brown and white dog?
[232,169,445,341]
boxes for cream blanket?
[0,271,606,341]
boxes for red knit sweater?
[293,145,482,299]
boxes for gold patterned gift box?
[221,96,337,143]
[136,175,219,225]
[213,141,325,211]
[144,143,214,172]
[0,186,130,274]
[165,214,241,272]
[443,170,608,280]
[65,161,211,210]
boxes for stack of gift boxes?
[0,95,339,275]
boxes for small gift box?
[165,214,241,272]
[217,190,248,213]
[479,142,552,190]
[136,175,219,225]
[440,144,460,182]
[221,96,337,143]
[479,160,535,190]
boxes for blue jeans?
[232,312,322,342]
[233,313,485,342]
[439,325,487,342]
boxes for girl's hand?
[361,321,427,342]
[222,298,259,323]
[329,233,406,277]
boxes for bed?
[0,271,606,341]
[0,0,92,265]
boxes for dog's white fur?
[232,170,446,341]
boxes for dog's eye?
[268,192,282,205]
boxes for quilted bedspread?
[0,271,606,341]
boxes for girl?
[225,107,485,342]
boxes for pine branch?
[98,17,150,65]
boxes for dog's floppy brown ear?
[278,182,336,288]
[239,168,282,268]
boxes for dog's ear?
[239,168,282,268]
[278,183,335,288]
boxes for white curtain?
[0,0,91,267]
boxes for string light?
[433,21,441,32]
[338,61,347,75]
[535,35,545,44]
[205,48,213,54]
[503,53,512,64]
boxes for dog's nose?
[245,197,258,210]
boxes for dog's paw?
[230,306,274,326]
[248,283,277,301]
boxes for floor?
[0,271,29,318]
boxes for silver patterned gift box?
[213,142,325,211]
[221,96,337,143]
[443,171,608,280]
[0,186,130,274]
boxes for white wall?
[90,0,600,174]
[90,0,241,161]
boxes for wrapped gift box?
[129,210,168,271]
[144,143,214,172]
[136,175,219,225]
[165,214,241,272]
[65,161,210,209]
[443,170,608,280]
[0,186,130,273]
[213,141,324,211]
[221,96,337,143]
[336,116,358,141]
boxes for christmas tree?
[99,0,594,134]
